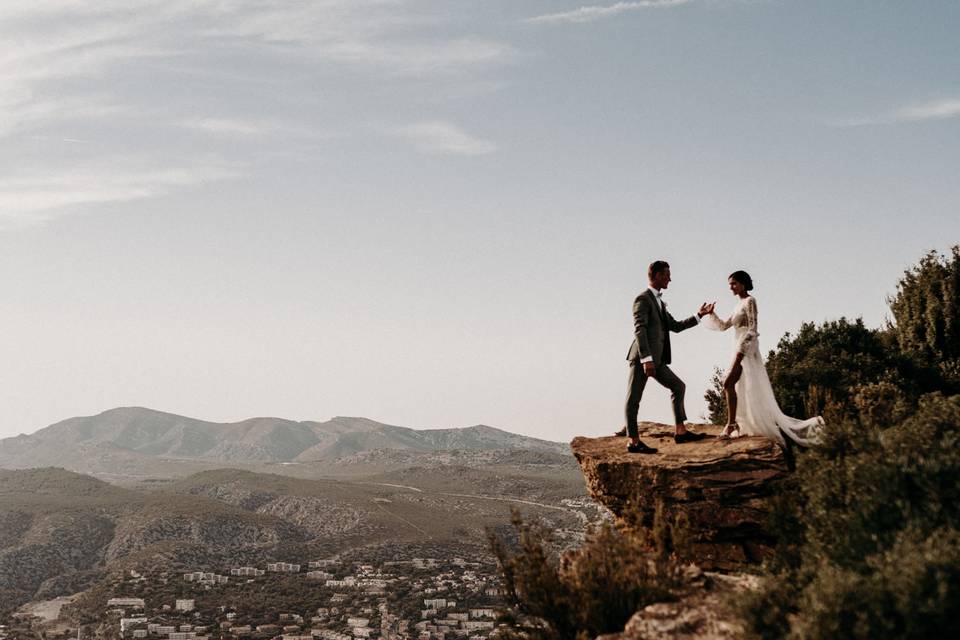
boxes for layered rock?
[599,568,762,640]
[571,423,789,570]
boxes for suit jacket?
[626,289,699,366]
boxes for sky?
[0,0,958,443]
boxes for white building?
[108,598,145,608]
[358,579,388,589]
[267,562,301,573]
[120,617,147,633]
[325,577,357,588]
[468,610,494,620]
[176,600,195,612]
[231,567,266,577]
[308,559,338,569]
[183,572,228,585]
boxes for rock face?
[599,568,762,640]
[571,423,789,570]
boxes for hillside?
[0,468,310,615]
[0,408,570,480]
[0,463,591,616]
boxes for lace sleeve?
[701,311,732,332]
[736,297,758,353]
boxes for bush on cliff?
[742,393,960,639]
[489,508,684,640]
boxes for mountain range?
[0,407,572,481]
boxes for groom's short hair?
[648,260,670,279]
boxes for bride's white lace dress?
[703,296,823,446]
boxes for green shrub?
[489,509,683,640]
[742,394,960,639]
[792,527,960,640]
[851,381,912,429]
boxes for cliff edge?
[571,423,789,570]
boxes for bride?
[702,270,823,446]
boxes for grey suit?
[625,289,699,438]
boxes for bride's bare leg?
[723,356,744,427]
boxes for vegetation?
[488,508,685,640]
[704,367,727,425]
[742,393,960,639]
[705,246,960,423]
[725,247,960,639]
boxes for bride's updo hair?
[729,270,754,291]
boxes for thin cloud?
[391,121,496,156]
[895,99,960,122]
[0,2,512,226]
[524,0,695,25]
[177,118,343,144]
[179,118,278,136]
[0,158,244,228]
[832,98,960,127]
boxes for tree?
[764,318,906,419]
[704,367,727,425]
[888,246,960,392]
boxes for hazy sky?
[1,0,958,442]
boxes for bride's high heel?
[720,422,741,439]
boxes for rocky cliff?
[571,423,790,570]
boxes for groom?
[623,260,714,453]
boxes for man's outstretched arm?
[667,301,715,332]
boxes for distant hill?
[0,467,310,616]
[0,407,571,478]
[0,465,591,615]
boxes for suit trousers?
[624,361,687,438]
